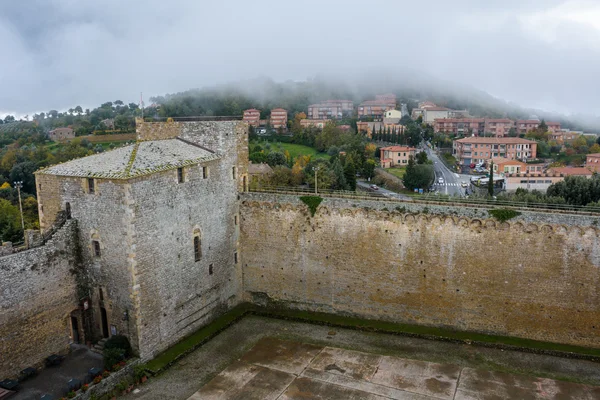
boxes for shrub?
[81,384,89,392]
[134,363,149,381]
[93,375,103,384]
[102,370,110,378]
[67,391,76,398]
[103,347,125,370]
[104,335,132,357]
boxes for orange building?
[516,120,561,134]
[270,108,288,130]
[243,109,261,127]
[453,137,537,170]
[380,146,416,168]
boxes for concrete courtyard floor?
[11,344,103,400]
[125,316,600,400]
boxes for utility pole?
[312,166,320,194]
[14,181,25,239]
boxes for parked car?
[370,184,379,190]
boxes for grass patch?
[386,167,406,179]
[299,196,323,216]
[257,308,600,359]
[145,305,250,373]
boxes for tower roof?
[36,138,220,180]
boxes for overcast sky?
[1,0,599,117]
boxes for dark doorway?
[65,202,71,219]
[243,176,248,192]
[71,316,80,343]
[100,307,109,338]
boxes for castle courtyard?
[124,316,600,400]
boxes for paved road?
[356,181,410,200]
[426,149,470,197]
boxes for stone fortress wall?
[239,193,600,349]
[0,220,80,378]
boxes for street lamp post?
[14,181,25,238]
[312,166,320,194]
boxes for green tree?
[415,151,428,164]
[0,199,21,242]
[363,159,376,180]
[330,158,347,190]
[266,151,287,167]
[403,156,434,190]
[343,161,356,191]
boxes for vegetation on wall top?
[488,208,521,222]
[299,196,323,217]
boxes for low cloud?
[0,0,598,117]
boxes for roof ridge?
[124,142,140,177]
[176,137,215,154]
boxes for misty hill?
[150,73,599,132]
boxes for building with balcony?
[516,119,561,134]
[243,109,261,127]
[380,146,416,168]
[307,100,354,119]
[358,100,395,119]
[270,108,288,130]
[453,137,537,171]
[434,118,486,136]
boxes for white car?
[461,181,468,188]
[438,177,444,184]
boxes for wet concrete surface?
[123,316,600,400]
[190,338,600,399]
[11,344,103,400]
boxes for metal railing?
[248,186,600,215]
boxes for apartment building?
[453,137,537,169]
[484,119,514,137]
[516,119,561,134]
[358,100,395,119]
[434,118,486,136]
[380,146,416,168]
[270,108,288,130]
[434,118,514,137]
[307,100,353,119]
[243,109,261,127]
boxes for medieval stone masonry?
[1,118,600,380]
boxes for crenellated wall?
[239,193,600,348]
